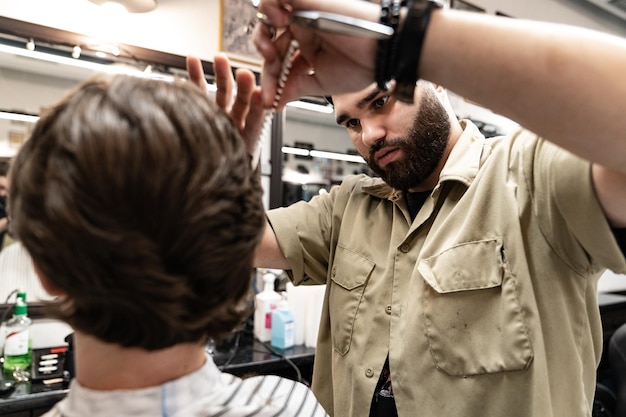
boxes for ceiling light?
[0,42,173,81]
[88,0,157,13]
[282,146,311,157]
[281,146,366,164]
[72,46,82,59]
[310,150,365,163]
[25,38,35,51]
[0,111,39,124]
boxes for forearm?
[254,220,292,270]
[420,9,626,172]
[260,1,625,171]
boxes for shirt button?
[385,305,392,315]
[400,244,410,253]
[365,368,374,378]
[331,267,337,277]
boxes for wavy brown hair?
[9,74,265,350]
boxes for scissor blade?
[292,11,394,40]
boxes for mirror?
[0,37,144,314]
[0,30,357,313]
[282,105,372,206]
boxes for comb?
[251,39,299,170]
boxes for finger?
[213,53,235,112]
[253,21,279,63]
[257,0,292,28]
[230,68,256,130]
[274,54,320,106]
[258,30,296,108]
[254,23,280,107]
[243,89,267,156]
[186,56,209,92]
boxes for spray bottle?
[253,273,281,342]
[3,292,32,378]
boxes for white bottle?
[254,273,281,342]
[271,294,295,349]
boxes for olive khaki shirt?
[266,121,626,417]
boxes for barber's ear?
[33,262,65,296]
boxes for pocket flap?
[331,246,375,290]
[417,238,504,293]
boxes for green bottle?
[3,297,32,378]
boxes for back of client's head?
[8,74,265,350]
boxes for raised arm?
[420,10,626,174]
[254,0,626,226]
[421,10,626,227]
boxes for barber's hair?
[0,159,9,177]
[9,74,265,350]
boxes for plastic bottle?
[271,293,295,349]
[254,273,281,342]
[3,297,32,378]
[16,291,26,303]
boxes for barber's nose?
[360,120,386,148]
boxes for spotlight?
[72,46,82,59]
[87,0,157,13]
[25,38,35,51]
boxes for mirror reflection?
[0,40,368,306]
[283,105,372,206]
[0,51,92,305]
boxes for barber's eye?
[346,119,360,129]
[373,96,389,109]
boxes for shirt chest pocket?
[417,238,534,376]
[329,246,375,355]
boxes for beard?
[366,87,451,190]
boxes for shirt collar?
[60,354,223,417]
[438,119,488,187]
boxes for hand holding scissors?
[252,0,385,108]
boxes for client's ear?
[33,262,65,296]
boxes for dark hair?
[0,159,9,177]
[9,74,265,350]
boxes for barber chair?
[594,382,616,417]
[608,322,626,417]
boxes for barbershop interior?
[0,0,625,416]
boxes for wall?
[0,67,80,157]
[464,0,626,37]
[0,0,624,64]
[0,0,221,61]
[284,108,350,153]
[0,68,77,114]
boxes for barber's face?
[333,83,451,191]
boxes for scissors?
[249,1,393,40]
